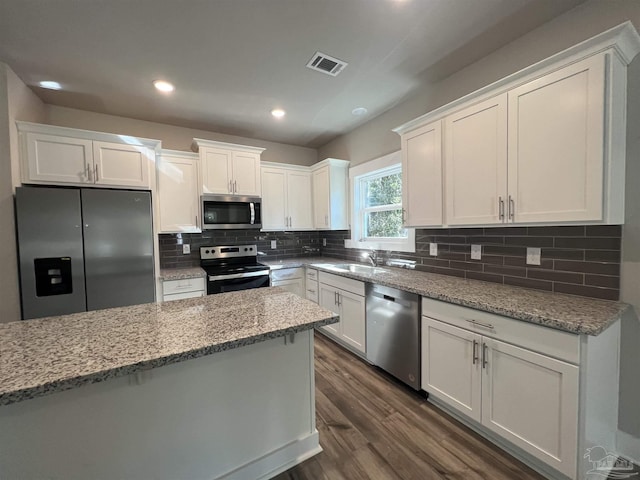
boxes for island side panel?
[0,330,319,480]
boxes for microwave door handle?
[250,203,255,224]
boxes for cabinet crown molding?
[160,149,199,159]
[191,138,266,154]
[393,21,640,135]
[16,121,162,151]
[311,158,350,171]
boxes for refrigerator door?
[15,187,87,320]
[82,189,155,310]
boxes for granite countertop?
[304,262,628,336]
[0,288,338,406]
[159,267,206,280]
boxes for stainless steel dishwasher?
[366,283,421,390]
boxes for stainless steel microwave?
[201,195,262,229]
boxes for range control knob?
[205,249,210,254]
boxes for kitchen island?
[0,287,338,480]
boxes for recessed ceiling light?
[271,109,286,118]
[153,80,175,93]
[39,81,62,90]
[352,107,368,116]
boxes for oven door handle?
[208,270,270,281]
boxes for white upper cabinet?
[445,95,507,226]
[507,55,605,223]
[312,158,349,230]
[401,120,443,227]
[157,150,201,233]
[394,23,640,227]
[19,123,158,189]
[193,139,264,197]
[93,141,152,188]
[261,164,313,231]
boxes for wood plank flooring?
[274,332,545,480]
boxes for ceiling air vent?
[306,51,348,77]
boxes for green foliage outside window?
[362,172,407,238]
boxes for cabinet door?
[507,55,605,223]
[312,166,330,228]
[93,142,151,188]
[445,95,507,225]
[287,171,314,229]
[261,168,287,230]
[158,154,200,233]
[338,289,366,355]
[25,132,93,184]
[232,151,261,196]
[318,283,340,336]
[481,338,579,478]
[271,278,304,298]
[402,120,443,227]
[421,317,482,422]
[201,147,232,194]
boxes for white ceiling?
[0,0,584,148]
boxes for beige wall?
[0,63,46,323]
[318,0,640,166]
[45,106,317,166]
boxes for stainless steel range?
[200,245,270,294]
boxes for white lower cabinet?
[162,277,205,302]
[422,304,579,479]
[271,268,305,298]
[317,272,365,355]
[305,268,319,303]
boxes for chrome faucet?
[365,249,379,267]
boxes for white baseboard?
[219,431,322,480]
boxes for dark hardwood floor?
[274,332,545,480]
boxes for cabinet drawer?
[421,297,580,364]
[318,271,365,296]
[306,281,319,303]
[162,277,205,296]
[306,268,318,282]
[271,267,304,281]
[163,290,205,302]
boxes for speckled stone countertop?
[159,267,207,280]
[0,288,338,406]
[266,257,628,336]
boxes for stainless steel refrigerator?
[15,186,155,320]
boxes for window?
[346,151,415,253]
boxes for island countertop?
[0,288,338,406]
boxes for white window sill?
[344,238,415,253]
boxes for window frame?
[346,151,415,253]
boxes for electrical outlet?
[429,243,438,256]
[471,244,482,260]
[270,240,277,249]
[323,238,327,247]
[526,247,541,265]
[182,244,190,255]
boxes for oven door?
[201,195,262,230]
[207,271,270,294]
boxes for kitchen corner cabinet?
[401,120,443,227]
[18,123,157,189]
[312,158,349,230]
[270,268,305,297]
[157,150,201,233]
[317,271,365,355]
[192,138,264,196]
[395,24,640,226]
[261,163,313,231]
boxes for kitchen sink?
[312,263,389,275]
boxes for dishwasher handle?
[370,290,416,309]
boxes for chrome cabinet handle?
[334,291,338,305]
[195,215,198,227]
[337,293,341,307]
[234,180,237,193]
[472,340,478,365]
[289,216,292,228]
[229,180,233,193]
[86,163,92,181]
[498,197,505,221]
[482,343,488,369]
[465,318,494,330]
[307,289,316,294]
[508,195,514,221]
[94,164,99,182]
